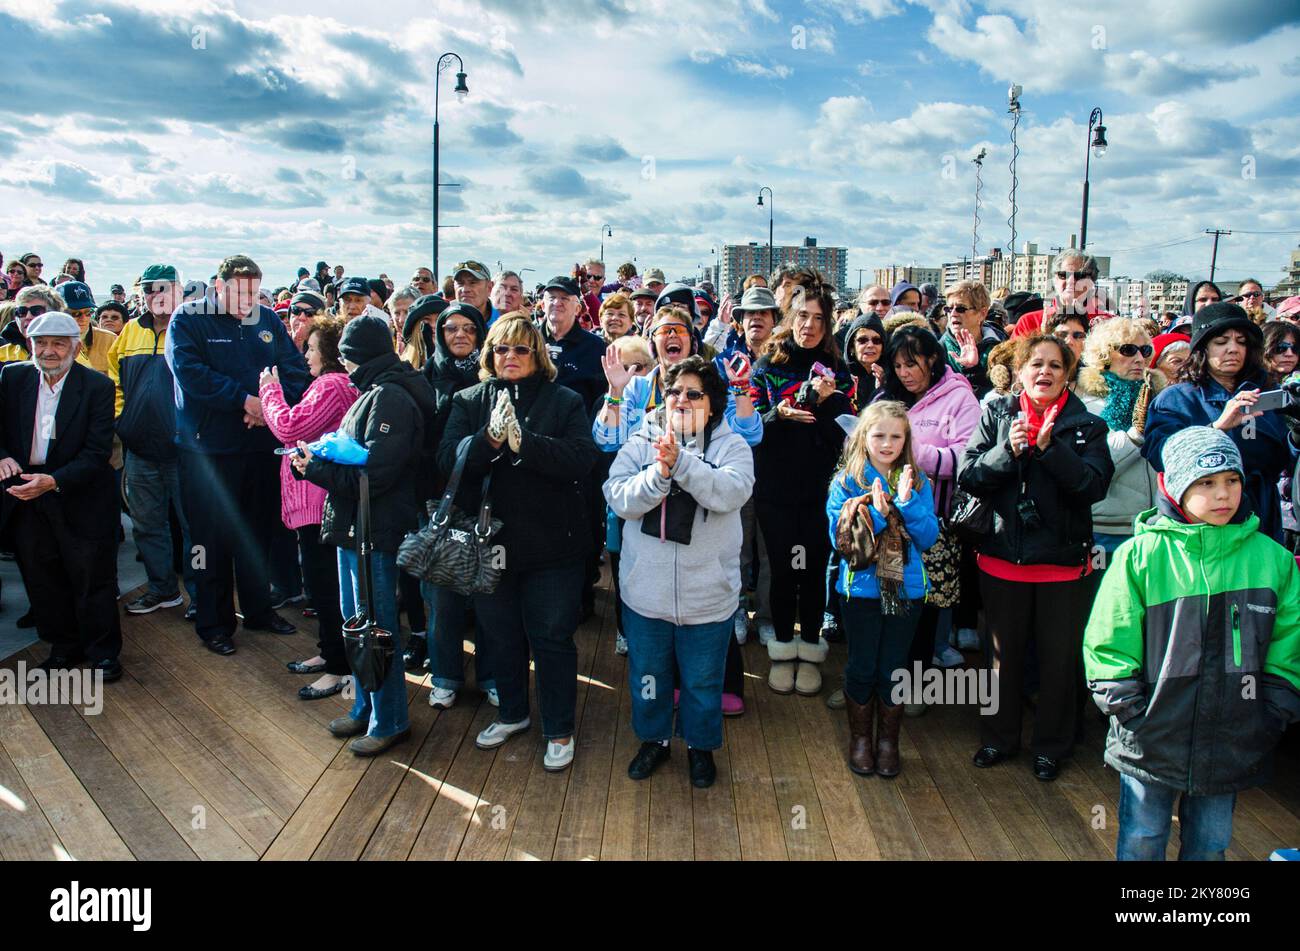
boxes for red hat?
[1151,331,1191,367]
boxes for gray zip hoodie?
[604,415,755,626]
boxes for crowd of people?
[1,246,1298,860]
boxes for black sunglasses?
[1271,342,1297,355]
[492,344,532,356]
[1055,270,1091,281]
[664,387,707,402]
[15,305,47,318]
[290,306,318,317]
[1054,328,1087,341]
[943,303,970,314]
[1114,344,1153,358]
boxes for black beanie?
[339,315,394,365]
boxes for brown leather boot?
[876,701,904,778]
[845,694,875,775]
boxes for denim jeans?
[338,547,409,739]
[473,562,583,739]
[623,605,732,750]
[124,451,196,600]
[1116,773,1236,861]
[422,581,495,692]
[841,597,922,706]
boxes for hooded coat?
[1077,365,1167,536]
[1183,280,1224,316]
[422,305,487,493]
[842,313,884,406]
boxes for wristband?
[604,394,623,405]
[728,384,749,396]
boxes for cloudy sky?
[3,0,1299,297]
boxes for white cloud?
[728,59,793,79]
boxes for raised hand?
[871,477,891,517]
[896,465,914,503]
[601,343,633,393]
[955,327,979,368]
[1036,405,1059,451]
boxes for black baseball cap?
[544,275,580,296]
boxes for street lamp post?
[971,147,986,263]
[600,224,612,263]
[757,187,774,276]
[1079,107,1107,252]
[433,52,468,282]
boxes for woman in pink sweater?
[259,317,358,700]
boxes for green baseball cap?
[140,264,178,283]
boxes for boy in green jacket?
[1084,426,1300,860]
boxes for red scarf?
[1018,389,1069,444]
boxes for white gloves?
[489,390,522,452]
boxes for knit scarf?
[453,350,480,375]
[841,467,912,617]
[1018,388,1069,444]
[1098,371,1143,432]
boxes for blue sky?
[3,0,1299,297]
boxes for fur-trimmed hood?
[1076,364,1168,399]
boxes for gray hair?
[15,285,63,311]
[496,270,522,285]
[385,285,418,311]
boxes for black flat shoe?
[92,658,123,683]
[627,741,671,780]
[1033,754,1060,781]
[287,659,327,674]
[205,635,236,656]
[243,611,296,635]
[37,651,82,671]
[973,745,1012,768]
[688,748,716,788]
[299,681,345,701]
[403,640,428,672]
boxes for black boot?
[688,748,717,788]
[403,637,428,672]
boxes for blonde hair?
[837,401,926,491]
[945,279,991,314]
[599,292,634,323]
[612,333,651,368]
[401,330,430,370]
[479,312,557,382]
[1081,317,1150,373]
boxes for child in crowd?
[827,401,939,778]
[1085,426,1300,860]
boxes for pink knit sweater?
[259,371,359,530]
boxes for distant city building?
[721,238,848,296]
[1273,245,1300,298]
[872,265,942,292]
[1095,279,1189,318]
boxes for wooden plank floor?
[3,565,1298,862]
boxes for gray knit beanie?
[1161,426,1243,503]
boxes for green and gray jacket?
[1084,498,1300,795]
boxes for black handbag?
[342,471,398,694]
[637,415,717,546]
[396,435,504,595]
[947,487,993,541]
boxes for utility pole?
[1206,229,1231,283]
[856,268,868,292]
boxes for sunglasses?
[865,299,891,308]
[26,261,43,269]
[664,387,706,402]
[290,306,318,317]
[68,308,94,319]
[492,344,532,356]
[857,335,883,347]
[1053,329,1087,341]
[653,326,691,338]
[1114,344,1153,358]
[1241,291,1263,299]
[412,276,433,284]
[942,303,970,314]
[15,305,48,318]
[1055,270,1091,282]
[444,323,477,336]
[1271,342,1297,354]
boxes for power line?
[1089,234,1205,255]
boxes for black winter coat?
[303,352,437,552]
[423,307,487,497]
[957,392,1114,569]
[438,373,599,573]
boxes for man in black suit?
[0,312,121,679]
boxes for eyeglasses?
[26,261,43,269]
[67,308,94,319]
[445,323,477,337]
[1055,270,1091,282]
[1196,296,1220,304]
[664,387,706,402]
[1271,342,1297,354]
[653,326,691,338]
[1241,291,1263,299]
[865,299,890,308]
[15,305,48,318]
[492,344,532,357]
[1053,328,1087,341]
[943,303,970,314]
[290,306,318,317]
[1114,344,1153,358]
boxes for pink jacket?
[907,367,981,518]
[259,371,358,530]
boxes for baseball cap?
[453,260,491,281]
[544,276,580,296]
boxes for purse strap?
[432,435,474,527]
[356,469,373,627]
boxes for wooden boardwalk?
[3,567,1299,862]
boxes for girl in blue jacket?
[827,400,939,778]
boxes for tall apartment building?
[872,265,942,292]
[1274,245,1300,297]
[720,238,848,296]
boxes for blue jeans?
[124,451,196,600]
[473,562,583,739]
[841,597,922,706]
[1117,773,1236,861]
[623,605,732,750]
[338,548,409,739]
[422,581,495,692]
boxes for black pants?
[12,499,120,663]
[179,449,276,642]
[269,517,303,598]
[978,571,1095,759]
[757,500,830,645]
[297,525,347,675]
[398,572,426,634]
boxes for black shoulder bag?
[342,471,398,693]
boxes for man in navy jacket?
[166,254,310,654]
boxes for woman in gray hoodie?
[604,356,755,788]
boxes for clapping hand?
[896,465,914,504]
[954,328,979,368]
[1036,405,1059,451]
[870,477,891,517]
[655,427,679,479]
[487,390,514,448]
[258,365,278,390]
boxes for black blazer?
[0,361,118,540]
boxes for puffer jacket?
[957,392,1114,568]
[301,351,435,552]
[605,416,755,625]
[1077,365,1166,536]
[108,313,178,462]
[1084,497,1300,795]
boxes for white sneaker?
[484,687,499,708]
[757,621,776,645]
[957,627,980,651]
[933,646,965,669]
[733,611,748,645]
[475,717,530,749]
[615,633,628,656]
[428,686,456,709]
[543,738,575,772]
